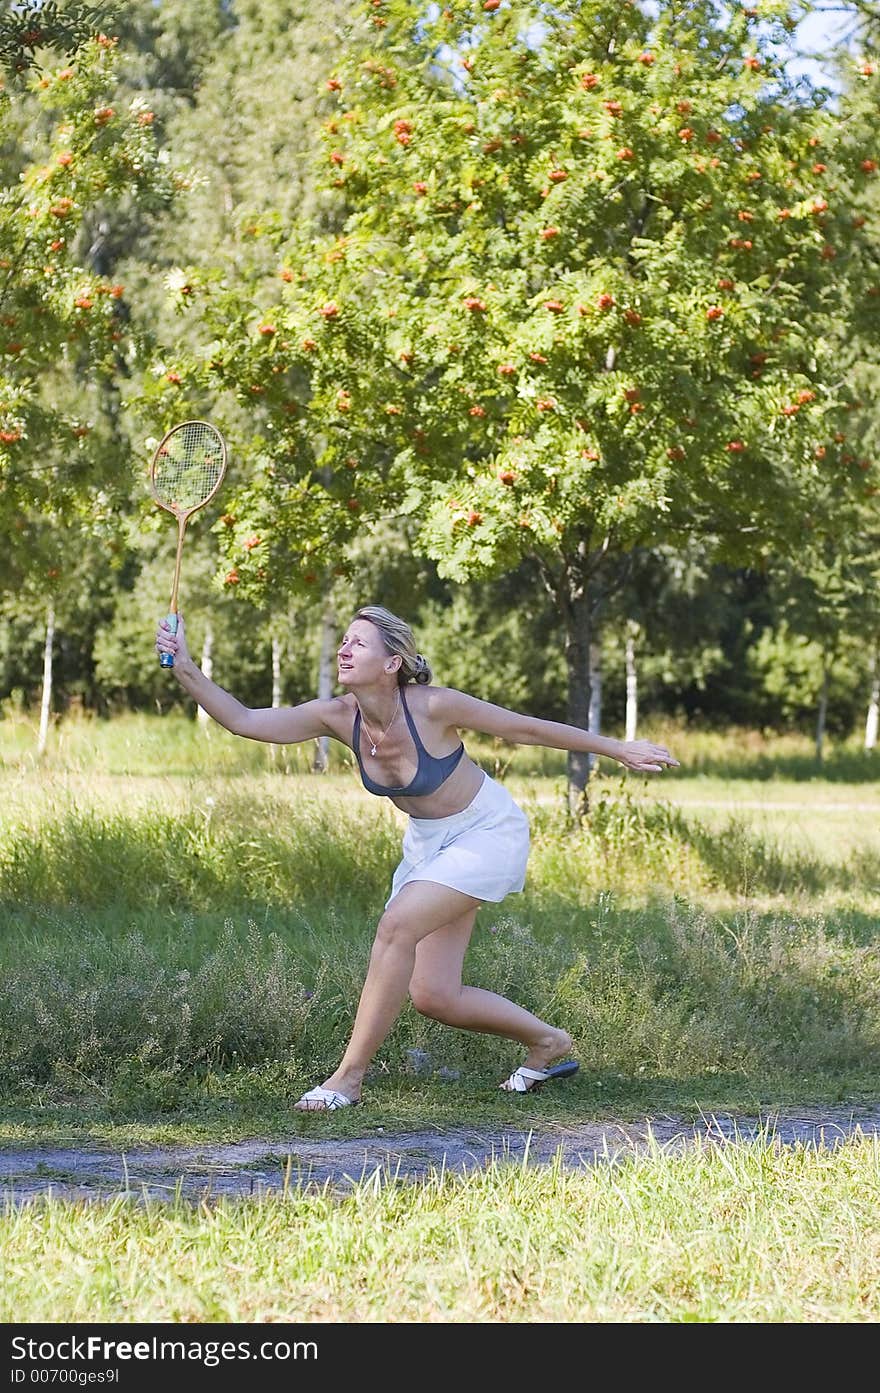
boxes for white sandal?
[294,1085,358,1111]
[500,1060,579,1093]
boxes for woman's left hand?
[616,740,680,774]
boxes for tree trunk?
[313,592,336,773]
[815,663,828,763]
[196,624,213,729]
[272,633,283,711]
[588,639,602,776]
[625,622,639,742]
[865,646,879,752]
[551,548,617,817]
[268,631,284,765]
[563,580,594,817]
[37,602,55,757]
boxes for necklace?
[358,689,400,757]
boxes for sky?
[785,4,862,90]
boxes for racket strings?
[152,423,225,512]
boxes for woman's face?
[337,619,398,686]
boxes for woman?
[155,604,678,1111]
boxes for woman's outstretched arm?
[430,687,679,773]
[155,613,338,745]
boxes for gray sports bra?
[352,686,465,797]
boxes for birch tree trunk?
[625,622,639,742]
[313,593,336,773]
[865,646,879,751]
[268,631,284,765]
[587,639,603,778]
[272,633,283,711]
[37,602,55,757]
[196,624,214,729]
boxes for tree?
[828,37,880,745]
[0,2,113,80]
[91,528,277,712]
[0,33,173,558]
[117,2,354,721]
[0,28,182,744]
[184,1,875,807]
[598,541,734,730]
[760,537,878,756]
[123,0,349,421]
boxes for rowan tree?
[0,33,173,568]
[0,2,112,79]
[177,1,877,803]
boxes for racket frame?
[148,419,228,667]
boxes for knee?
[409,980,460,1022]
[373,904,411,950]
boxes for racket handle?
[159,612,178,669]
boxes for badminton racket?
[149,419,228,668]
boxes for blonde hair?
[354,605,433,685]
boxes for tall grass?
[2,1136,879,1321]
[0,785,401,911]
[3,764,878,915]
[1,720,879,1108]
[2,899,877,1105]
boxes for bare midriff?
[389,755,485,819]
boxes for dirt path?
[2,1103,879,1205]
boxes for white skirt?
[386,772,530,906]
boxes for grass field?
[1,710,878,1322]
[3,1137,879,1322]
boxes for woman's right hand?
[155,612,191,669]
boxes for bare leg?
[295,881,481,1110]
[408,908,572,1081]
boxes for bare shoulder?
[415,686,530,740]
[417,685,478,723]
[321,693,357,739]
[412,683,455,713]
